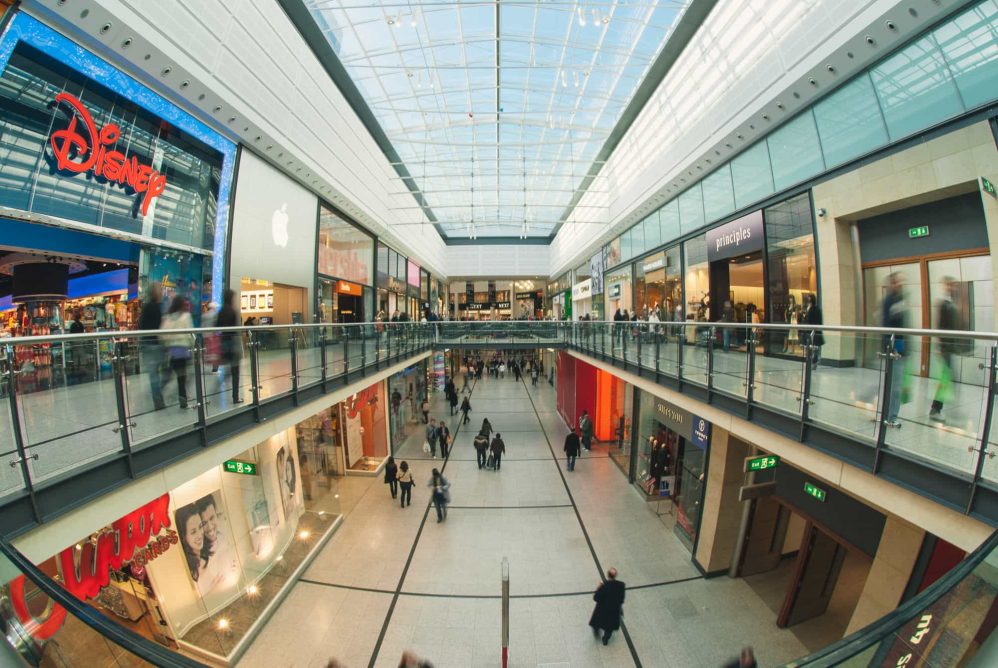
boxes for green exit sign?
[804,482,827,502]
[224,459,257,476]
[746,455,780,472]
[983,176,997,199]
[908,226,930,239]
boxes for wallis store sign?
[49,92,169,216]
[8,494,176,640]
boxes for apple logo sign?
[271,203,290,248]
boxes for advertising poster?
[275,446,299,523]
[173,491,238,599]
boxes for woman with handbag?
[160,296,193,409]
[397,461,414,508]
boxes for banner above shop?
[706,210,764,263]
[572,279,592,301]
[653,397,712,448]
[590,249,606,294]
[460,301,511,310]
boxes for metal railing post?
[361,328,367,372]
[967,346,997,513]
[706,326,716,395]
[501,557,510,668]
[745,331,757,409]
[289,331,300,404]
[874,334,899,471]
[636,324,643,376]
[109,339,136,477]
[319,327,328,390]
[3,345,39,520]
[190,334,208,440]
[343,334,350,385]
[654,330,661,381]
[799,335,815,431]
[248,332,262,419]
[677,325,686,389]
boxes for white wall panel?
[445,245,549,279]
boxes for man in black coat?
[564,428,581,472]
[589,567,625,645]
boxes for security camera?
[817,208,827,217]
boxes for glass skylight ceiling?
[305,1,690,237]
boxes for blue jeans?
[567,454,577,471]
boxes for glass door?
[862,262,922,372]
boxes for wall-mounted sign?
[746,454,780,472]
[224,459,258,475]
[691,414,711,449]
[642,257,665,273]
[983,176,997,199]
[653,397,690,438]
[337,280,363,296]
[572,279,592,301]
[460,301,511,311]
[515,291,542,300]
[706,210,765,263]
[804,481,827,502]
[609,283,621,299]
[908,226,930,239]
[50,92,168,216]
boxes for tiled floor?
[238,374,812,668]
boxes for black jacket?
[589,580,625,631]
[138,299,162,342]
[489,437,505,456]
[564,432,581,456]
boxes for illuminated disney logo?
[49,92,168,216]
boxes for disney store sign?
[49,92,168,216]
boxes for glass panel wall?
[764,193,818,356]
[660,199,680,242]
[730,141,775,209]
[813,76,889,167]
[766,111,826,191]
[317,205,374,286]
[701,164,735,223]
[678,183,705,234]
[934,1,998,108]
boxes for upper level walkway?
[0,320,995,536]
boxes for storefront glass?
[388,361,428,451]
[765,193,818,356]
[318,204,374,286]
[607,377,634,475]
[604,265,633,319]
[683,234,709,330]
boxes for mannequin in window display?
[645,437,661,495]
[784,295,800,354]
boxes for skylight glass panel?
[306,0,690,236]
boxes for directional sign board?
[745,454,780,473]
[804,481,827,502]
[224,459,258,476]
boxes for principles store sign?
[49,92,168,216]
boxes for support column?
[694,430,750,573]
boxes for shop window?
[730,141,774,210]
[683,234,709,325]
[870,35,964,140]
[642,211,661,251]
[813,75,890,168]
[318,205,373,286]
[766,111,826,191]
[701,164,735,224]
[934,0,998,109]
[764,194,817,357]
[678,182,705,234]
[621,227,634,262]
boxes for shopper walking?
[138,282,166,410]
[530,365,538,386]
[474,430,489,469]
[930,278,963,424]
[397,461,413,508]
[160,296,193,409]
[489,433,506,471]
[481,418,493,439]
[384,456,399,500]
[421,397,430,424]
[437,422,451,458]
[589,568,626,646]
[216,288,243,403]
[564,427,581,472]
[428,468,450,522]
[723,647,758,668]
[579,410,594,451]
[425,418,439,458]
[882,272,908,427]
[448,388,458,417]
[801,293,824,370]
[460,396,472,424]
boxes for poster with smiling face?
[174,491,237,599]
[275,446,298,523]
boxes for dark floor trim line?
[520,378,644,668]
[367,378,477,668]
[446,504,573,510]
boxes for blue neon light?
[0,13,235,304]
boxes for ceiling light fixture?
[577,7,587,27]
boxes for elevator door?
[778,522,847,628]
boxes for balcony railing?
[0,322,432,534]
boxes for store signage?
[337,280,362,296]
[908,226,930,239]
[515,291,540,300]
[572,279,592,301]
[982,176,997,199]
[9,494,177,640]
[691,414,711,449]
[804,481,827,502]
[609,283,621,299]
[746,454,780,472]
[706,210,764,263]
[654,397,689,437]
[224,459,258,475]
[49,92,168,217]
[460,301,511,310]
[642,257,664,273]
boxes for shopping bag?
[487,454,495,469]
[422,441,431,455]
